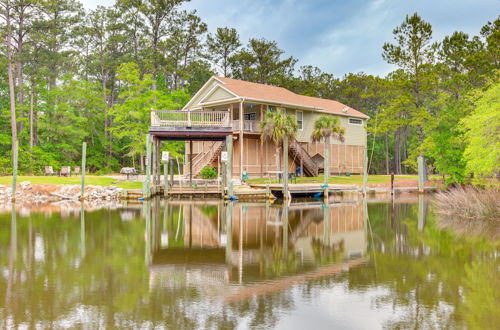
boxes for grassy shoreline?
[0,176,142,189]
[0,174,443,190]
[247,174,441,186]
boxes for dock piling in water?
[81,142,86,200]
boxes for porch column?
[260,104,264,177]
[239,101,244,178]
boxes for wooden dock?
[252,183,358,198]
[122,183,439,201]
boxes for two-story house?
[151,76,369,179]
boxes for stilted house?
[150,76,368,179]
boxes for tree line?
[0,0,498,182]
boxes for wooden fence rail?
[151,110,230,127]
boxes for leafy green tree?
[206,27,241,77]
[311,116,345,184]
[461,80,500,181]
[110,62,189,170]
[383,13,438,178]
[230,38,296,84]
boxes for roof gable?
[199,85,237,104]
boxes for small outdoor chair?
[60,166,71,177]
[120,167,138,180]
[74,166,81,175]
[44,166,55,176]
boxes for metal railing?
[232,120,261,132]
[151,110,230,127]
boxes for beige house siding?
[202,86,235,103]
[186,79,219,108]
[295,110,366,146]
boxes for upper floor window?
[296,111,303,130]
[349,118,363,125]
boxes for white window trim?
[348,118,363,126]
[296,110,304,130]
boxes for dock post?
[154,138,160,186]
[417,156,424,193]
[226,135,233,197]
[362,146,368,196]
[170,160,174,190]
[144,134,152,199]
[390,172,394,195]
[189,140,193,187]
[283,136,289,200]
[220,162,225,199]
[12,140,18,201]
[80,142,86,200]
[155,139,160,185]
[266,184,270,199]
[167,160,168,197]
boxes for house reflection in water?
[146,199,367,297]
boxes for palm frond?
[310,115,345,142]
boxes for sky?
[81,0,499,77]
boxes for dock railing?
[151,110,230,127]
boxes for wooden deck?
[257,183,358,198]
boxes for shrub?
[199,166,217,179]
[434,187,500,222]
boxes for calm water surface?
[0,196,498,329]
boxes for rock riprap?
[0,184,124,203]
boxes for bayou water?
[0,195,498,329]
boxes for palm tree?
[260,109,298,197]
[311,116,345,185]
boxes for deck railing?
[151,110,230,127]
[232,120,261,132]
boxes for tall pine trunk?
[5,1,17,154]
[29,81,34,151]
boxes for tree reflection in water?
[0,195,497,329]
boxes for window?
[244,113,256,120]
[349,118,363,125]
[296,111,303,130]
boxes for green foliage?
[311,115,345,142]
[199,166,217,179]
[206,27,241,76]
[260,109,299,145]
[461,80,500,180]
[0,0,498,183]
[110,63,190,162]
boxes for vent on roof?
[342,106,349,113]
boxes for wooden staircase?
[185,141,224,178]
[288,139,319,177]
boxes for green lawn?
[0,176,142,189]
[247,174,439,185]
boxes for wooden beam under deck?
[149,126,232,141]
